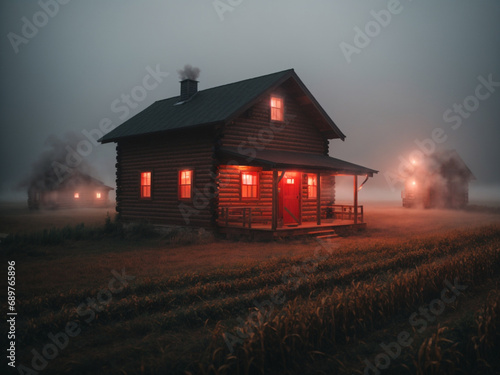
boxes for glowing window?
[74,192,80,199]
[307,175,317,199]
[286,178,295,184]
[270,96,284,121]
[141,172,151,199]
[241,172,258,199]
[96,192,102,199]
[179,170,193,199]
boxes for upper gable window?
[141,172,152,199]
[179,170,193,200]
[270,96,284,121]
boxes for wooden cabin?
[402,150,475,209]
[28,171,113,210]
[100,69,377,237]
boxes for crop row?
[191,242,500,375]
[413,289,500,374]
[17,233,500,352]
[19,226,500,317]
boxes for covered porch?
[215,148,377,237]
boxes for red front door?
[280,172,301,225]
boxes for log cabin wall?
[54,188,110,208]
[217,166,273,225]
[215,86,336,225]
[300,173,335,222]
[116,131,215,227]
[217,166,336,225]
[221,89,329,155]
[32,187,111,209]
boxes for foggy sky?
[1,0,499,203]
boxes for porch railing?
[328,204,364,222]
[218,206,272,228]
[219,204,364,228]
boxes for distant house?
[402,150,475,209]
[28,171,113,210]
[100,69,377,237]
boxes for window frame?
[270,95,284,122]
[307,174,317,199]
[240,171,259,200]
[178,169,194,201]
[140,171,152,199]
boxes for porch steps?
[308,229,339,240]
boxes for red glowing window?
[179,170,193,199]
[141,172,151,199]
[270,96,284,121]
[307,175,317,199]
[74,192,80,199]
[286,178,295,184]
[241,172,259,199]
[96,192,102,199]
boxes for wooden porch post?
[272,169,278,230]
[316,172,321,225]
[353,175,358,225]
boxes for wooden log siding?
[221,93,328,155]
[217,166,336,226]
[35,188,110,209]
[116,133,214,227]
[217,166,273,225]
[301,173,335,222]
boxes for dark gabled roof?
[430,149,476,180]
[100,69,345,143]
[59,171,114,190]
[28,170,114,191]
[218,147,378,177]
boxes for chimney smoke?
[177,64,200,81]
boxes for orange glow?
[411,159,416,165]
[307,175,317,198]
[232,166,254,171]
[179,170,192,199]
[96,192,101,199]
[141,172,151,198]
[270,96,284,121]
[412,180,416,186]
[241,172,258,199]
[74,192,79,199]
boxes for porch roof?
[218,147,378,177]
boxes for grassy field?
[2,202,500,374]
